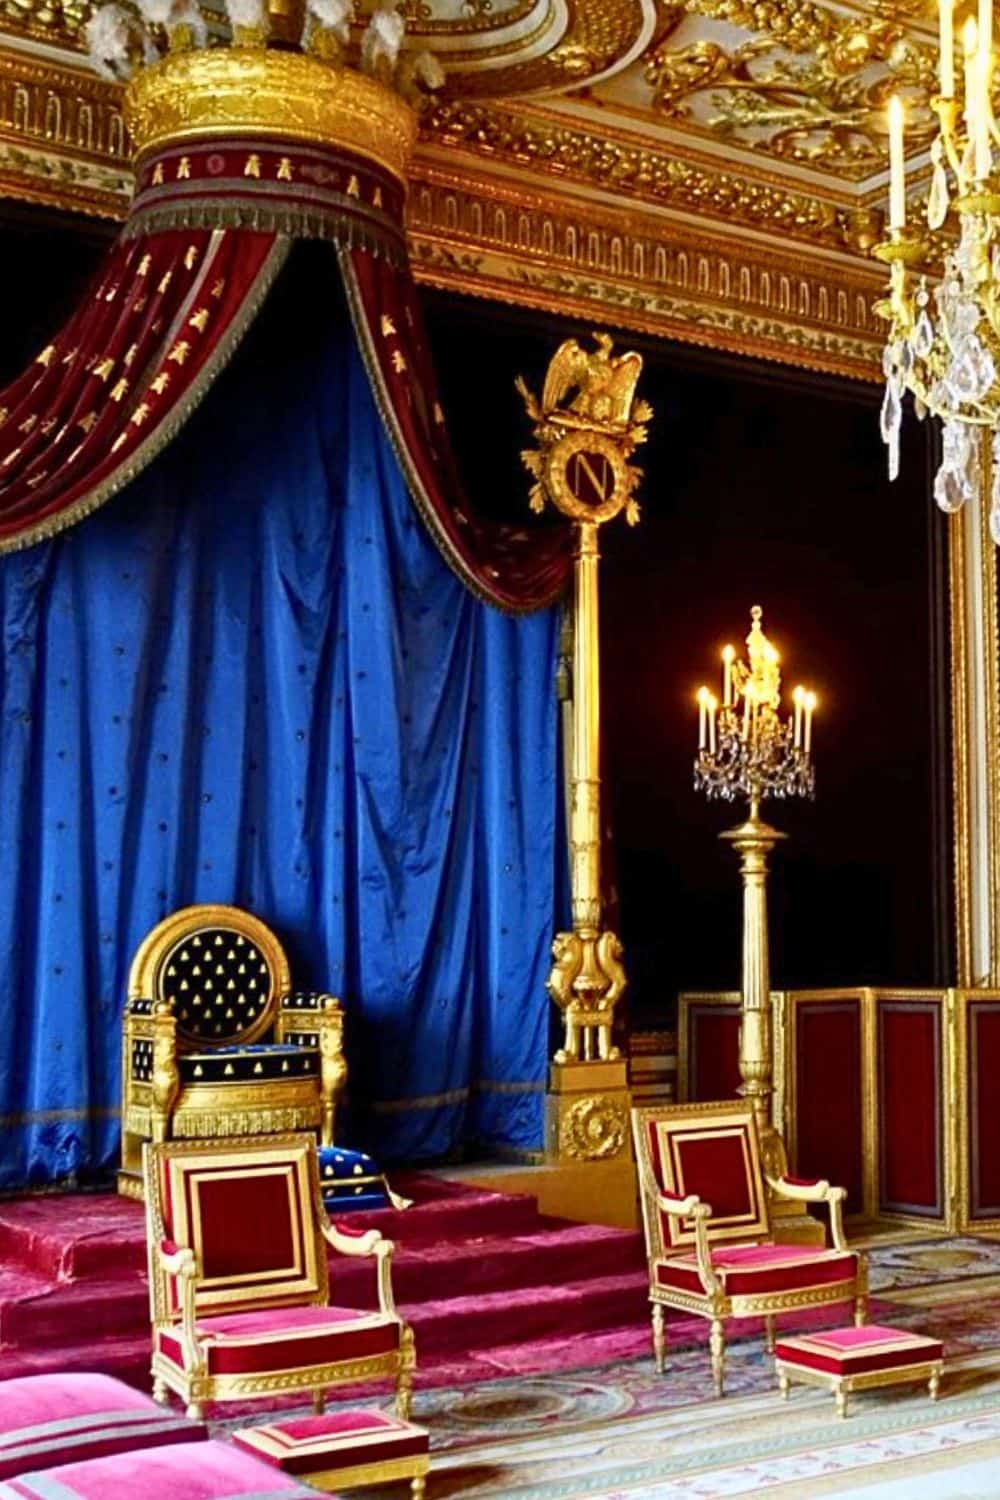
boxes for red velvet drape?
[0,133,572,611]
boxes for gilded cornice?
[421,99,883,256]
[406,166,882,380]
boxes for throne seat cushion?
[655,1243,858,1298]
[0,1374,206,1480]
[156,1305,401,1376]
[0,1439,316,1499]
[318,1146,392,1211]
[178,1043,319,1086]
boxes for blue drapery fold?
[0,251,561,1187]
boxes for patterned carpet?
[215,1234,1000,1498]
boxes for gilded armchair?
[145,1135,415,1421]
[632,1101,868,1395]
[119,904,346,1198]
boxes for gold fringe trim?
[338,246,548,619]
[127,199,406,269]
[0,237,291,557]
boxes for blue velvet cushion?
[317,1145,391,1212]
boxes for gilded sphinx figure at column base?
[547,927,626,1064]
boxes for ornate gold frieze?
[422,100,883,254]
[406,169,883,378]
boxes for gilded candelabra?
[518,334,651,1163]
[695,607,816,1164]
[875,0,1000,535]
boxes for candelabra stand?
[518,334,651,1165]
[695,608,818,1224]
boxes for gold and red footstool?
[234,1409,430,1495]
[775,1325,944,1418]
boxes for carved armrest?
[319,1209,398,1319]
[766,1174,848,1251]
[280,995,346,1148]
[148,1197,203,1374]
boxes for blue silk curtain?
[0,250,561,1188]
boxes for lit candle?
[793,685,804,749]
[698,687,708,750]
[888,94,906,229]
[804,691,817,754]
[980,0,992,70]
[707,694,717,756]
[722,644,735,708]
[965,18,979,141]
[940,0,955,97]
[976,37,993,179]
[742,684,752,740]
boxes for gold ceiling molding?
[422,99,882,253]
[406,166,883,379]
[644,0,937,179]
[0,51,129,214]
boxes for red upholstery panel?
[157,1306,399,1376]
[969,1001,1000,1218]
[159,1143,322,1315]
[234,1410,427,1475]
[793,999,864,1215]
[0,1439,315,1498]
[0,1374,205,1480]
[776,1325,942,1375]
[878,999,942,1217]
[196,1174,296,1278]
[672,1133,756,1219]
[688,1007,741,1102]
[656,1244,857,1298]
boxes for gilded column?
[517,335,651,1163]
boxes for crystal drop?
[927,159,950,230]
[888,429,900,482]
[882,343,896,379]
[912,309,934,359]
[934,462,968,512]
[949,333,996,402]
[880,377,902,445]
[914,396,927,420]
[942,417,972,475]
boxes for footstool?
[0,1372,206,1479]
[775,1325,944,1418]
[233,1409,430,1495]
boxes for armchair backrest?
[145,1135,329,1323]
[129,904,290,1047]
[631,1101,771,1257]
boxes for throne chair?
[119,905,346,1198]
[631,1101,868,1395]
[145,1135,415,1422]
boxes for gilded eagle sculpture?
[516,331,651,526]
[539,334,644,431]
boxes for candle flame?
[888,92,904,131]
[722,644,735,663]
[965,16,978,55]
[806,691,818,711]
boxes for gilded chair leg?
[652,1303,666,1375]
[835,1386,848,1420]
[778,1372,790,1400]
[411,1478,426,1498]
[396,1325,416,1421]
[152,1377,168,1406]
[313,1390,326,1415]
[764,1316,775,1354]
[929,1369,941,1401]
[186,1402,204,1422]
[854,1293,868,1327]
[709,1318,726,1397]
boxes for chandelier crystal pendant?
[875,0,1000,542]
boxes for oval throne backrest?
[128,904,291,1047]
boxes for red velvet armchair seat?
[144,1135,415,1422]
[631,1101,868,1395]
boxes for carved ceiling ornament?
[643,0,938,177]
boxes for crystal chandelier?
[876,0,1000,537]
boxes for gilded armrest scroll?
[154,1235,204,1375]
[319,1210,398,1318]
[767,1175,848,1252]
[637,1158,720,1296]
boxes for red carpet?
[0,1175,657,1393]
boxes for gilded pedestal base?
[546,1058,632,1165]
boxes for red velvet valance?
[0,131,571,612]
